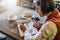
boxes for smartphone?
[32,17,40,23]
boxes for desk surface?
[0,20,23,40]
[0,6,39,40]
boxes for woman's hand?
[33,21,43,29]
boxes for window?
[0,0,17,8]
[7,0,17,7]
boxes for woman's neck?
[45,12,52,16]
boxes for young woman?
[20,0,60,40]
[34,0,60,40]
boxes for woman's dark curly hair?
[37,0,56,14]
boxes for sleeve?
[24,30,31,37]
[35,21,57,40]
[24,30,36,40]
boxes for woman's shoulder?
[49,9,59,17]
[46,21,57,35]
[46,21,57,29]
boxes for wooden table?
[0,19,24,40]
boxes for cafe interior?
[0,0,60,40]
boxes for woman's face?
[36,5,48,22]
[36,5,44,17]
